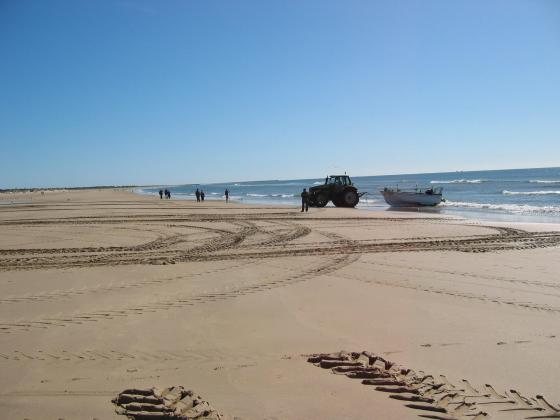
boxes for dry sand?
[1,189,559,419]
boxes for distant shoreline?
[0,186,138,193]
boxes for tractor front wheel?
[340,190,359,207]
[314,193,329,207]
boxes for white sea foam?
[441,200,560,214]
[233,182,303,187]
[357,198,380,205]
[430,179,486,184]
[270,193,295,198]
[313,181,323,185]
[248,193,296,198]
[502,190,560,196]
[529,180,560,184]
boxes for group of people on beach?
[157,188,230,202]
[157,187,307,210]
[194,188,230,203]
[195,188,205,202]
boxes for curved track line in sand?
[0,221,256,270]
[307,351,560,420]
[0,261,255,306]
[1,219,559,271]
[357,260,560,291]
[0,222,235,256]
[326,269,560,315]
[0,348,227,362]
[0,254,359,335]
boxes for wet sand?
[1,189,560,419]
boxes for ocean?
[136,167,560,223]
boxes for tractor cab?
[325,175,353,186]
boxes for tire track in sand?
[2,225,559,271]
[0,261,254,306]
[0,253,359,334]
[331,270,560,315]
[307,351,560,419]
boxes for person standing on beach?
[201,190,205,201]
[301,188,309,212]
[195,189,200,202]
[159,189,163,199]
[225,189,229,203]
[167,189,171,199]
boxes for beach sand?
[1,189,560,419]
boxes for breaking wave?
[233,182,304,187]
[247,193,296,198]
[357,198,380,205]
[529,180,560,184]
[502,190,560,196]
[430,179,486,184]
[441,200,560,215]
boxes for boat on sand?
[381,186,443,207]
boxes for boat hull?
[381,191,442,207]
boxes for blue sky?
[1,0,559,188]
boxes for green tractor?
[307,175,364,208]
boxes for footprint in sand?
[113,386,223,419]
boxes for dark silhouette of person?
[195,189,200,202]
[200,190,205,201]
[225,189,229,203]
[301,188,309,212]
[167,189,171,199]
[159,189,163,199]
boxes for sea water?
[136,167,560,223]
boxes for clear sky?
[1,0,559,188]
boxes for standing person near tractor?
[301,188,309,212]
[225,189,229,203]
[195,189,200,202]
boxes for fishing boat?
[380,186,443,207]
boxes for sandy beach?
[1,188,560,419]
